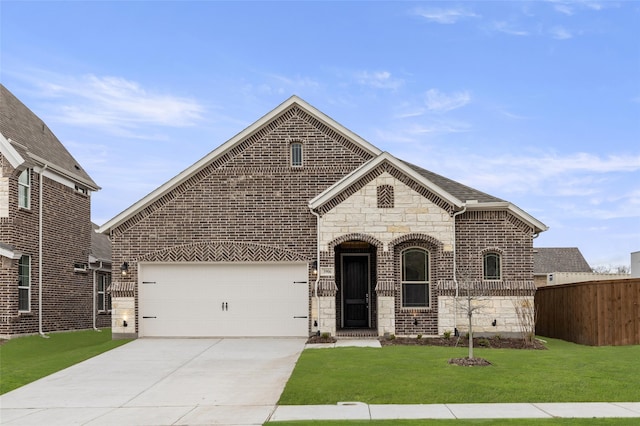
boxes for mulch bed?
[306,335,337,344]
[305,335,546,367]
[380,336,546,367]
[379,336,547,350]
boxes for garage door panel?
[138,263,308,337]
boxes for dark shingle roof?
[533,247,592,274]
[402,161,505,203]
[0,84,98,189]
[90,223,111,262]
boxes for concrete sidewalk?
[270,402,640,422]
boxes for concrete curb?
[270,402,640,422]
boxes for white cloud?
[35,75,205,132]
[425,89,471,112]
[553,3,575,15]
[413,7,479,24]
[491,21,529,36]
[355,71,403,90]
[410,150,640,203]
[548,0,610,15]
[256,73,321,95]
[550,26,573,40]
[408,121,472,135]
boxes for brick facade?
[105,98,542,338]
[1,83,108,338]
[0,162,108,336]
[109,106,373,334]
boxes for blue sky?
[1,1,639,269]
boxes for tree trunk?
[468,299,474,359]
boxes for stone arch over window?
[389,233,443,252]
[327,233,384,251]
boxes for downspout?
[92,266,98,331]
[310,208,321,336]
[38,165,49,338]
[451,203,468,336]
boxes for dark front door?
[342,255,369,328]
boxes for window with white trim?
[18,255,30,312]
[97,273,111,312]
[483,252,502,280]
[401,248,430,308]
[291,142,303,167]
[18,169,31,209]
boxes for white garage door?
[138,263,309,337]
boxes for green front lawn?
[268,420,640,426]
[0,328,131,394]
[279,338,640,405]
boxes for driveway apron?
[0,338,306,425]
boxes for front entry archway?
[341,254,370,328]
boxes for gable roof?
[309,152,464,210]
[402,161,504,204]
[534,247,592,274]
[98,95,381,234]
[310,152,547,233]
[98,95,547,235]
[0,84,99,190]
[90,223,112,263]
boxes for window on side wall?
[291,142,303,167]
[97,273,112,312]
[401,248,430,308]
[483,252,502,280]
[18,169,31,209]
[18,255,30,312]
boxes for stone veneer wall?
[438,295,533,337]
[317,170,456,336]
[0,176,8,218]
[318,172,454,251]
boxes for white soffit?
[0,133,25,169]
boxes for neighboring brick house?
[90,223,112,329]
[0,84,105,337]
[99,96,547,339]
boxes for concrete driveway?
[0,338,306,425]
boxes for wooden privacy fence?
[535,278,640,346]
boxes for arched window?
[290,142,303,167]
[401,248,430,307]
[483,252,502,280]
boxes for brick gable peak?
[99,95,382,235]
